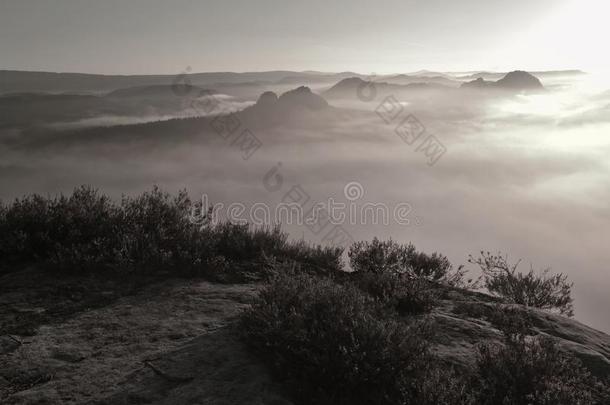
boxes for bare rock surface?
[432,292,610,378]
[1,278,291,405]
[2,272,609,404]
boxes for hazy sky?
[1,0,608,74]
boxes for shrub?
[469,252,574,317]
[213,223,287,263]
[0,186,121,272]
[0,186,344,280]
[115,186,218,275]
[211,224,343,277]
[353,270,438,315]
[281,240,344,276]
[47,186,122,272]
[416,367,475,405]
[203,224,344,281]
[473,333,608,405]
[348,238,460,283]
[348,238,414,275]
[394,278,439,315]
[240,272,434,405]
[453,302,534,336]
[0,193,52,268]
[240,271,609,405]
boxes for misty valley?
[1,67,610,404]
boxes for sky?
[1,0,608,75]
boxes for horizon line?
[0,67,587,77]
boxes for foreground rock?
[433,289,610,379]
[0,277,292,405]
[1,272,608,404]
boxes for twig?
[143,360,193,383]
[7,335,23,345]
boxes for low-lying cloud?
[1,75,609,332]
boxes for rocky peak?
[255,91,279,107]
[277,86,328,110]
[496,70,544,89]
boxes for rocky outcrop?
[1,271,608,404]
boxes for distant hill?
[325,71,544,98]
[276,86,329,110]
[531,69,586,77]
[406,70,454,79]
[235,86,330,127]
[105,84,213,99]
[458,72,505,81]
[323,77,370,96]
[459,70,585,81]
[0,84,219,130]
[0,92,121,129]
[276,72,364,85]
[461,71,544,91]
[0,70,173,94]
[0,70,362,95]
[1,69,578,95]
[385,74,459,87]
[15,86,335,150]
[244,86,328,113]
[324,77,449,98]
[496,71,545,89]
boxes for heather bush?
[281,240,344,276]
[453,302,535,335]
[353,270,438,315]
[469,252,574,317]
[114,187,201,273]
[348,238,462,284]
[346,238,466,314]
[415,367,475,405]
[206,224,343,281]
[0,186,344,280]
[0,193,54,268]
[240,272,437,405]
[348,238,414,274]
[47,187,122,272]
[394,278,439,315]
[473,333,608,405]
[241,270,609,405]
[0,186,121,272]
[212,222,287,263]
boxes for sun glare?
[505,0,610,73]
